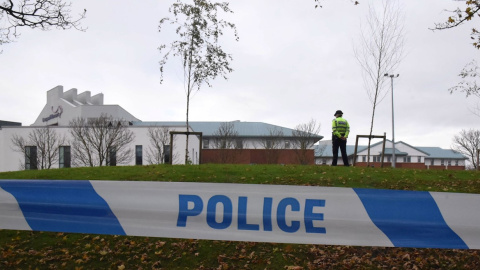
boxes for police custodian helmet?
[334,110,343,116]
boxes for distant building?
[134,121,323,164]
[0,86,196,172]
[1,85,463,172]
[0,86,322,172]
[315,140,467,170]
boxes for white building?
[315,140,468,170]
[0,86,200,172]
[0,86,323,172]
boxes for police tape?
[0,180,479,249]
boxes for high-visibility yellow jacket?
[332,117,350,138]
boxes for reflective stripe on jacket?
[332,117,350,138]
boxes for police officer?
[332,110,350,166]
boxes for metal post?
[477,148,479,171]
[380,132,386,168]
[385,73,399,168]
[391,76,396,168]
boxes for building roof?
[416,147,467,159]
[383,148,409,156]
[133,121,324,139]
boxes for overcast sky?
[0,0,478,149]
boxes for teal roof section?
[383,148,408,156]
[416,147,467,159]
[132,121,324,139]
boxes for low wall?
[201,149,315,165]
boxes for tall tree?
[159,0,238,164]
[452,129,480,169]
[353,0,405,166]
[69,114,135,167]
[291,119,321,165]
[0,0,86,46]
[11,127,67,170]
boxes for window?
[203,139,209,149]
[403,156,411,163]
[417,157,421,163]
[266,140,273,149]
[430,159,434,166]
[455,160,459,166]
[59,146,71,168]
[107,147,117,166]
[441,159,444,166]
[164,145,170,164]
[362,156,366,162]
[285,140,291,149]
[235,139,243,149]
[136,145,143,165]
[25,146,37,170]
[447,160,451,166]
[322,159,326,165]
[387,156,391,162]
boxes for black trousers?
[332,135,349,166]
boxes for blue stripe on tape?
[354,188,468,249]
[0,180,125,235]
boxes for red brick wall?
[201,149,315,165]
[427,165,465,171]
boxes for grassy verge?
[1,164,479,193]
[1,164,479,269]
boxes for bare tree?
[212,122,240,149]
[159,0,239,164]
[11,127,67,169]
[0,0,86,46]
[146,126,178,164]
[353,0,405,166]
[69,114,135,167]
[260,127,285,149]
[212,121,242,163]
[315,143,328,165]
[259,127,285,164]
[452,129,480,169]
[291,119,321,165]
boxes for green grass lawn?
[1,164,479,269]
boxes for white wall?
[0,125,198,172]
